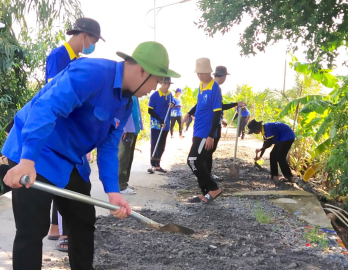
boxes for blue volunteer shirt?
[2,59,132,193]
[171,96,182,117]
[262,122,296,144]
[235,106,251,117]
[148,89,173,132]
[193,79,222,138]
[45,42,77,83]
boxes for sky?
[24,0,348,94]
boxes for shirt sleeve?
[21,61,103,162]
[212,84,222,112]
[97,108,131,193]
[148,92,157,109]
[45,53,67,83]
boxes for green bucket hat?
[116,41,180,78]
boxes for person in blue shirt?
[147,77,175,174]
[187,58,223,204]
[170,88,184,138]
[248,120,296,185]
[233,105,251,139]
[184,65,245,181]
[2,41,180,270]
[118,96,143,195]
[45,17,104,253]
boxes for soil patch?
[50,134,348,269]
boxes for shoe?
[147,167,155,174]
[120,187,137,195]
[211,175,219,181]
[56,238,68,252]
[47,235,60,241]
[155,167,167,173]
[180,135,185,139]
[171,136,174,138]
[187,196,202,203]
[128,184,136,189]
[201,190,223,204]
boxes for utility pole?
[154,0,156,41]
[146,0,192,42]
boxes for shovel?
[229,107,242,180]
[151,100,172,163]
[224,111,237,138]
[20,176,194,235]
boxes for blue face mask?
[82,36,95,55]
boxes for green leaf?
[278,95,324,118]
[315,138,332,155]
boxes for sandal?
[56,238,68,252]
[147,167,155,174]
[187,196,202,203]
[201,190,223,204]
[47,235,60,241]
[155,167,167,173]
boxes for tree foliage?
[197,0,348,69]
[0,0,82,148]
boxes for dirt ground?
[50,133,348,270]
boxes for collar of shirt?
[113,61,131,105]
[159,88,170,97]
[199,79,215,94]
[64,42,78,60]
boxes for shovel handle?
[151,99,172,159]
[20,176,162,229]
[234,107,242,166]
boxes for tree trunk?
[261,101,265,120]
[293,85,303,131]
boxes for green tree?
[196,0,348,69]
[0,0,82,148]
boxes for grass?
[253,202,273,224]
[304,226,328,250]
[177,189,191,195]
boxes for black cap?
[213,66,230,76]
[247,119,262,134]
[67,18,105,42]
[160,77,174,84]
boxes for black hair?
[72,31,96,39]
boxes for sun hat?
[67,18,105,41]
[160,77,174,84]
[213,66,230,76]
[194,58,213,73]
[116,42,180,78]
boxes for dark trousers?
[0,164,11,195]
[118,133,137,191]
[233,115,250,138]
[50,202,67,236]
[170,116,183,136]
[270,140,294,179]
[206,125,221,174]
[9,160,96,270]
[151,128,169,167]
[185,117,193,131]
[187,137,219,195]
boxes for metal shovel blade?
[159,222,194,235]
[229,163,240,181]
